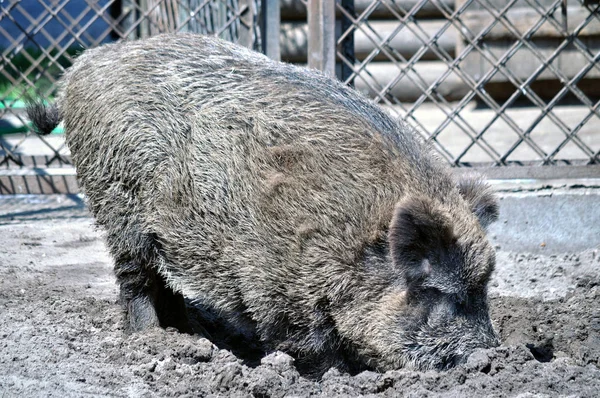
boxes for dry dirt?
[1,191,599,397]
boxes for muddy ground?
[0,189,599,397]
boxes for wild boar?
[28,33,500,372]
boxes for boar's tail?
[26,99,62,136]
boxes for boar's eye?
[454,294,468,309]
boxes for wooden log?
[458,0,585,11]
[456,2,600,84]
[120,0,138,39]
[460,7,600,40]
[281,20,457,62]
[352,57,600,104]
[484,78,600,101]
[238,0,258,49]
[280,0,455,20]
[455,0,600,92]
[353,61,470,102]
[457,38,600,84]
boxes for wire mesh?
[336,0,600,166]
[0,0,261,167]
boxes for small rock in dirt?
[321,367,342,380]
[465,348,493,373]
[213,362,243,390]
[260,351,295,369]
[194,338,215,361]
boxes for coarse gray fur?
[28,33,500,373]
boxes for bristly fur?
[26,99,62,135]
[46,33,500,374]
[457,173,500,229]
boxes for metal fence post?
[307,0,336,76]
[261,0,280,60]
[338,0,355,86]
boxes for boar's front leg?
[114,258,191,334]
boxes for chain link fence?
[332,0,600,166]
[0,0,261,172]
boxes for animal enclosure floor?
[0,191,599,397]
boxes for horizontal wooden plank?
[354,61,470,102]
[281,20,457,62]
[456,0,588,12]
[460,6,600,40]
[483,77,600,100]
[281,0,454,20]
[453,165,600,179]
[353,59,600,103]
[384,100,600,163]
[0,155,73,168]
[458,39,600,83]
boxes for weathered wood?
[307,0,336,76]
[120,0,138,39]
[0,155,73,168]
[0,174,78,195]
[484,78,600,100]
[386,101,600,164]
[281,20,457,62]
[338,0,355,84]
[455,0,600,89]
[458,39,600,84]
[458,0,585,11]
[358,60,599,103]
[281,0,455,20]
[139,0,150,38]
[238,0,257,49]
[460,7,600,40]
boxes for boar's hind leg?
[115,258,191,334]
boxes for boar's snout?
[441,318,500,369]
[419,305,500,371]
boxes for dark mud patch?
[492,275,600,369]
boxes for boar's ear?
[388,197,455,286]
[457,174,499,229]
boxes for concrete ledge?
[488,178,600,192]
[453,165,600,180]
[0,167,77,176]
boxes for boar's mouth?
[398,336,483,371]
[398,332,499,372]
[403,349,467,371]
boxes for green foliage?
[0,46,81,101]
